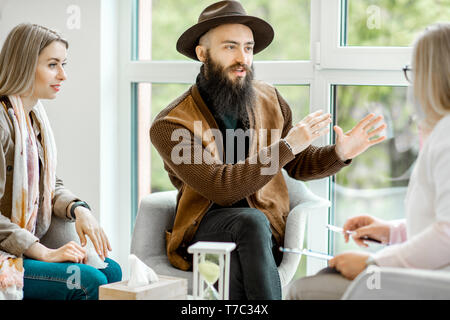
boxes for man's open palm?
[334,113,387,161]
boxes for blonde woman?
[287,23,450,299]
[0,24,121,300]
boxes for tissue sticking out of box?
[85,237,108,269]
[127,254,159,288]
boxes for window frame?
[118,0,413,276]
[320,0,412,70]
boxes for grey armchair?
[341,266,450,300]
[131,169,330,296]
[40,216,79,249]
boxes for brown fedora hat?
[176,1,274,61]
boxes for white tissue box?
[99,275,187,300]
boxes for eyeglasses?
[403,65,413,83]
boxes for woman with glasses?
[287,22,450,300]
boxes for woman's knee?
[76,259,122,300]
[54,258,122,300]
[22,260,118,300]
[102,258,122,283]
[285,271,351,300]
[71,265,108,300]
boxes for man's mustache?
[225,63,253,74]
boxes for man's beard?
[197,51,255,131]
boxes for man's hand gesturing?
[284,110,331,155]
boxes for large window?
[330,85,418,255]
[119,0,449,276]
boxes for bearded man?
[150,0,386,300]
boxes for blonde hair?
[412,22,450,129]
[0,23,68,97]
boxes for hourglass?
[188,241,236,300]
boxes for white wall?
[0,0,126,273]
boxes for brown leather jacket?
[150,81,349,271]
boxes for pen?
[279,247,334,260]
[326,224,353,235]
[326,224,382,244]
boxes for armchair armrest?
[282,170,330,209]
[40,216,79,249]
[131,190,177,265]
[278,171,331,290]
[342,266,450,300]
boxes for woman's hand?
[44,241,87,263]
[328,251,370,280]
[25,241,86,263]
[343,215,391,247]
[73,206,111,260]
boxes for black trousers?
[190,207,282,300]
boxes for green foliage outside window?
[346,0,450,46]
[150,0,310,61]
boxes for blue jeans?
[23,258,122,300]
[190,207,282,300]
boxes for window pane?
[136,0,310,61]
[344,0,450,47]
[150,84,191,192]
[331,85,419,255]
[274,85,310,124]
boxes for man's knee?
[236,209,271,238]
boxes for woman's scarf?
[0,251,23,300]
[0,95,57,300]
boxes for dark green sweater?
[196,85,250,209]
